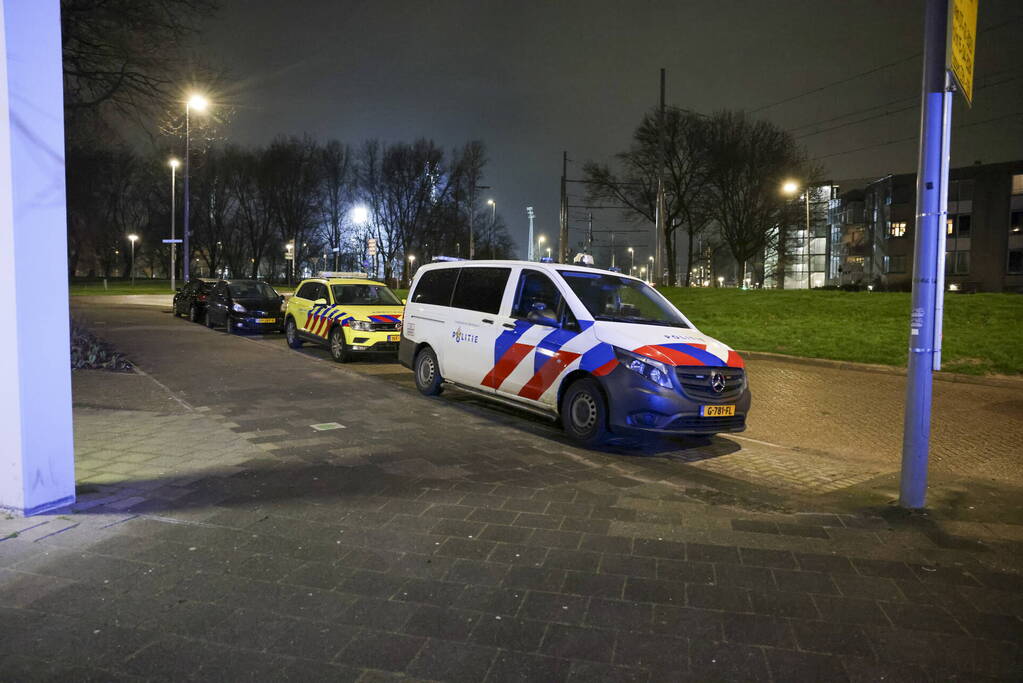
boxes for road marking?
[730,434,786,449]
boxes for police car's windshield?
[331,284,402,306]
[559,271,689,328]
[229,281,279,300]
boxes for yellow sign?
[947,0,978,105]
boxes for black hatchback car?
[173,278,218,323]
[204,279,284,333]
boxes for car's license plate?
[388,334,400,342]
[700,405,735,417]
[257,318,276,324]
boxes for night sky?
[203,0,1023,260]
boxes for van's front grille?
[666,415,746,432]
[675,367,745,400]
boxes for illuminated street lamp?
[782,179,811,288]
[350,205,369,225]
[168,158,180,291]
[407,254,416,287]
[628,247,634,275]
[183,93,210,281]
[486,199,496,259]
[538,234,546,261]
[717,276,724,288]
[127,234,139,286]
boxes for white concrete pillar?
[0,0,75,515]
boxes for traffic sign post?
[900,0,976,509]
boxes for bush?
[70,319,133,372]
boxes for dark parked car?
[173,278,218,323]
[204,279,285,333]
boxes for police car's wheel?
[285,319,303,348]
[329,326,350,363]
[414,347,444,396]
[562,378,608,446]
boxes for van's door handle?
[502,322,516,329]
[481,318,495,324]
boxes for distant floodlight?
[782,180,799,195]
[169,158,180,169]
[350,205,370,225]
[187,94,209,112]
[127,233,138,242]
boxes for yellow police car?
[283,272,404,362]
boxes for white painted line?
[311,422,346,431]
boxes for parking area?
[1,298,1018,681]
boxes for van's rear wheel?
[561,378,609,446]
[414,347,443,396]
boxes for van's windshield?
[558,271,690,328]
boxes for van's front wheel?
[561,378,609,446]
[414,347,444,396]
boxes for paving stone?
[657,559,714,584]
[613,632,688,670]
[407,638,498,682]
[486,650,571,683]
[686,542,740,564]
[403,604,480,641]
[813,595,893,627]
[772,568,840,595]
[791,619,875,657]
[585,598,652,632]
[739,547,799,569]
[469,616,549,652]
[687,583,752,612]
[545,549,602,573]
[763,648,849,682]
[632,538,687,560]
[879,601,966,635]
[455,585,526,615]
[567,661,650,683]
[519,591,589,624]
[721,612,794,647]
[651,605,723,640]
[623,577,686,605]
[562,571,625,599]
[337,630,425,672]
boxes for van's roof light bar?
[431,256,465,262]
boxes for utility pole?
[900,0,965,509]
[526,207,535,261]
[587,213,593,253]
[468,180,476,260]
[654,68,667,286]
[559,151,568,263]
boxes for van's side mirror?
[527,308,560,328]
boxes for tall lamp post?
[182,93,209,282]
[526,206,535,261]
[127,234,138,286]
[486,199,496,259]
[538,235,546,261]
[782,180,811,288]
[169,158,180,290]
[407,254,415,288]
[628,247,634,276]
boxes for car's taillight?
[198,295,207,301]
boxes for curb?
[738,350,1023,389]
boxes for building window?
[946,250,970,275]
[1011,211,1022,235]
[1012,174,1023,195]
[957,215,971,237]
[888,221,907,238]
[1009,250,1023,274]
[885,255,907,273]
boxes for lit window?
[947,218,954,236]
[1012,174,1023,195]
[888,221,907,238]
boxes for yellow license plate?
[700,405,735,417]
[257,318,276,324]
[388,335,400,342]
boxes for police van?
[398,260,750,445]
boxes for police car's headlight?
[614,348,674,389]
[350,320,373,331]
[232,302,247,313]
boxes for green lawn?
[660,288,1023,376]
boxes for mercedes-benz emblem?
[710,371,726,393]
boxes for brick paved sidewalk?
[1,366,1021,681]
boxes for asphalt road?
[72,297,1023,515]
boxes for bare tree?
[317,140,353,270]
[265,136,321,284]
[703,111,816,284]
[583,108,713,285]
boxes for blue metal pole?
[900,0,949,509]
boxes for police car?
[399,260,750,446]
[284,272,404,362]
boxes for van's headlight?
[350,320,373,331]
[232,302,247,313]
[615,348,674,389]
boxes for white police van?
[398,260,750,446]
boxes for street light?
[127,234,139,286]
[717,276,724,288]
[486,199,496,259]
[183,93,210,282]
[782,179,811,288]
[169,158,180,291]
[350,205,369,225]
[538,234,546,261]
[628,247,634,275]
[407,254,416,287]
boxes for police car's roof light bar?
[319,271,369,279]
[431,256,465,262]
